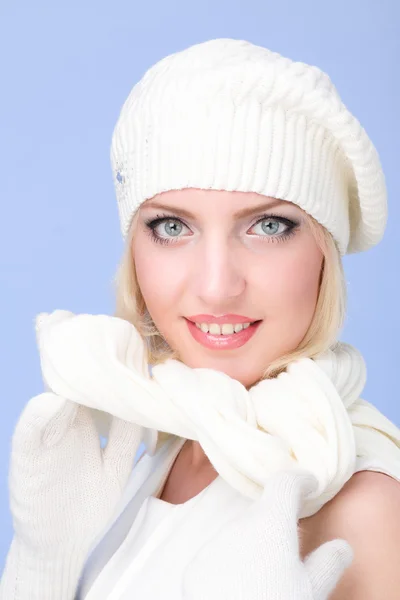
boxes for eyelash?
[144,212,300,246]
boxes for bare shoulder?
[299,471,400,600]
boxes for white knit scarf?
[35,309,400,518]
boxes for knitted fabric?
[35,309,400,518]
[110,38,387,255]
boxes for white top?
[76,434,398,600]
[77,435,251,599]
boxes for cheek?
[133,238,187,317]
[255,244,323,315]
[283,256,321,305]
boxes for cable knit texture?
[2,308,399,599]
[34,309,400,518]
[110,38,387,255]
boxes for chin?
[166,329,266,388]
[179,351,263,389]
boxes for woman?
[2,38,400,599]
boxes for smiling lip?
[186,314,256,325]
[185,318,261,350]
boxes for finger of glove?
[305,538,354,599]
[260,469,318,550]
[12,393,78,454]
[103,417,143,485]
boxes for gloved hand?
[1,392,143,600]
[182,469,354,600]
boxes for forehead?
[141,188,299,218]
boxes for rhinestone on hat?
[113,158,132,205]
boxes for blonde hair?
[113,206,347,381]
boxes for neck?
[184,439,215,471]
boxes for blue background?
[1,0,399,570]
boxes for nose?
[193,235,246,306]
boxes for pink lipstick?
[186,314,254,324]
[185,315,262,350]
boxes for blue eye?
[262,220,281,235]
[248,215,298,242]
[144,213,299,246]
[162,220,184,237]
[144,215,190,245]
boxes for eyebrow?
[142,198,288,220]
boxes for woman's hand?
[182,469,354,600]
[1,392,142,599]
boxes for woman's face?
[133,188,323,388]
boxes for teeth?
[209,323,221,335]
[195,322,253,335]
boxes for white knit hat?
[110,38,387,255]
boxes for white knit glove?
[182,469,354,600]
[0,392,143,600]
